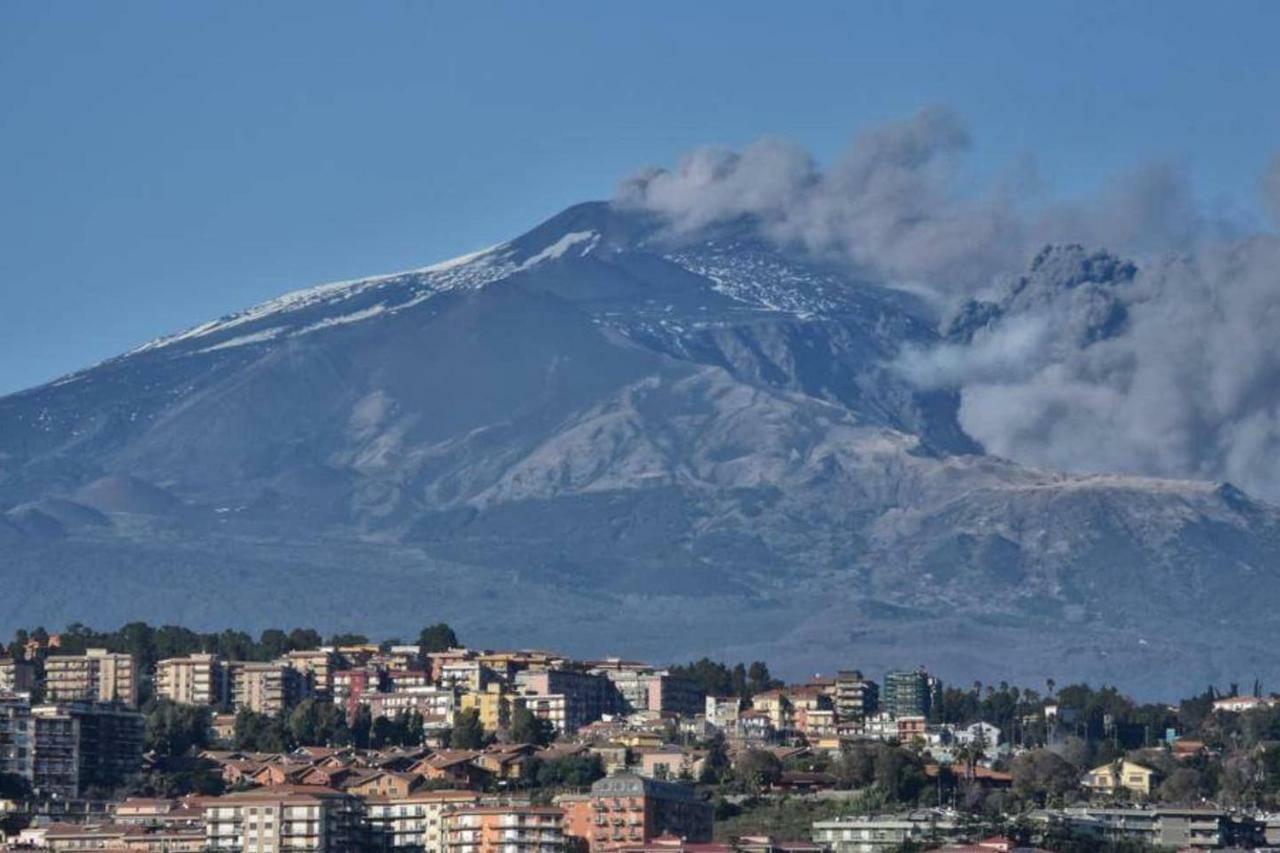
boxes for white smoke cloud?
[619,109,1280,500]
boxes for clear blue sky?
[2,1,1277,395]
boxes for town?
[2,623,1280,852]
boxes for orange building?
[558,773,712,852]
[443,804,564,853]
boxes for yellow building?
[460,682,512,732]
[1083,760,1160,796]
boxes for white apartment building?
[155,653,228,708]
[44,649,138,707]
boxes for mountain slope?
[2,202,1278,696]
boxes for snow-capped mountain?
[3,201,1278,695]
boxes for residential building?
[334,668,383,723]
[203,785,365,853]
[1212,695,1275,713]
[443,804,563,853]
[796,708,836,741]
[40,821,206,852]
[750,692,794,732]
[588,660,657,714]
[365,789,481,853]
[232,662,307,715]
[635,748,705,782]
[388,671,434,691]
[861,714,899,742]
[645,675,704,718]
[558,773,712,852]
[514,694,569,736]
[811,812,962,853]
[1031,806,1228,849]
[45,649,139,707]
[515,670,612,733]
[460,683,513,733]
[439,661,492,693]
[834,672,878,724]
[704,696,742,731]
[155,653,229,709]
[427,649,477,683]
[881,671,933,719]
[366,687,457,726]
[2,697,145,797]
[0,693,34,783]
[1082,760,1161,797]
[287,650,338,700]
[896,716,927,743]
[0,658,35,693]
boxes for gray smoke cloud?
[618,108,1280,500]
[1265,153,1280,226]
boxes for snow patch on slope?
[129,244,517,356]
[518,230,599,269]
[128,230,609,358]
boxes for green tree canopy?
[417,623,460,653]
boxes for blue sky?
[2,1,1277,395]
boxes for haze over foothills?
[4,3,1280,695]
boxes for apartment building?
[37,702,146,796]
[366,686,457,724]
[0,658,35,693]
[286,650,338,700]
[428,650,478,684]
[811,813,962,853]
[460,683,513,733]
[515,670,612,733]
[834,671,878,724]
[380,646,427,672]
[203,785,365,853]
[750,691,793,732]
[3,695,145,797]
[704,696,742,730]
[365,789,482,852]
[443,804,564,853]
[644,675,705,718]
[439,661,496,693]
[231,662,307,716]
[881,671,934,719]
[558,773,712,852]
[45,649,139,707]
[0,693,35,782]
[334,668,383,723]
[155,653,229,709]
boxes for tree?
[0,772,32,802]
[835,744,876,790]
[746,661,781,695]
[146,700,212,757]
[1159,767,1206,803]
[532,754,605,789]
[699,734,731,785]
[510,705,555,747]
[327,633,369,647]
[258,629,291,661]
[418,624,460,653]
[288,699,349,747]
[734,749,783,795]
[287,628,323,651]
[351,706,373,750]
[449,709,486,749]
[233,709,292,752]
[1011,749,1081,807]
[371,716,397,749]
